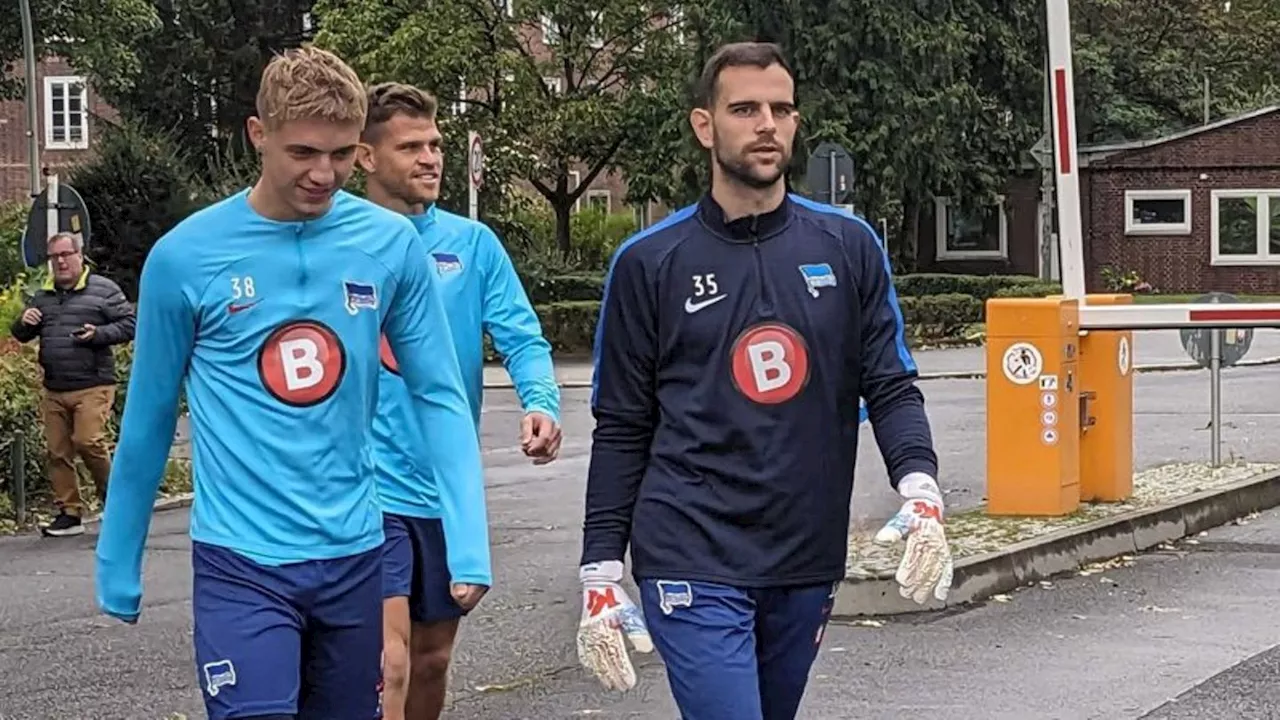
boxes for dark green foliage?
[67,123,204,300]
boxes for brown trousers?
[41,385,116,517]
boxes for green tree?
[704,0,1042,269]
[0,0,158,99]
[87,0,317,170]
[1072,0,1280,143]
[313,0,694,255]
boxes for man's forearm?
[580,416,652,565]
[866,377,938,486]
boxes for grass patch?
[1133,293,1280,304]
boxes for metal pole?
[46,173,59,241]
[1210,329,1222,466]
[10,431,25,526]
[19,0,41,198]
[828,153,837,207]
[1203,74,1210,125]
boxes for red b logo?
[258,320,346,407]
[379,333,400,375]
[730,322,810,404]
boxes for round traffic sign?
[1179,292,1254,368]
[468,133,483,190]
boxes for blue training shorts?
[381,513,466,625]
[191,541,385,720]
[638,578,838,720]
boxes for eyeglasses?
[48,250,79,261]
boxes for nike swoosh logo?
[684,294,729,313]
[228,301,260,314]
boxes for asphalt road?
[3,365,1280,719]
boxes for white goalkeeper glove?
[873,472,954,605]
[576,560,654,691]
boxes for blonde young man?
[95,47,483,720]
[358,82,561,719]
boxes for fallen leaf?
[1072,614,1087,620]
[992,594,1012,603]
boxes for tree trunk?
[898,193,922,274]
[556,200,572,257]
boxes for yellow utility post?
[985,297,1081,516]
[1075,293,1135,502]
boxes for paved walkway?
[483,328,1280,388]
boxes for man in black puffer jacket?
[11,232,136,537]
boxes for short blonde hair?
[255,45,368,128]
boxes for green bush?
[894,273,1042,302]
[502,203,638,284]
[537,301,600,356]
[527,273,605,304]
[68,122,205,300]
[0,340,50,507]
[897,293,985,337]
[0,201,29,289]
[992,282,1063,298]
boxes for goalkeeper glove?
[874,472,954,604]
[576,560,654,691]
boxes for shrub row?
[514,278,1062,357]
[522,271,1062,307]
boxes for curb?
[480,356,1280,389]
[834,468,1280,618]
[80,492,194,527]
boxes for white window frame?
[1210,189,1280,266]
[586,189,611,213]
[1124,189,1191,236]
[541,16,560,44]
[569,170,581,212]
[934,195,1008,261]
[44,75,89,151]
[542,76,563,94]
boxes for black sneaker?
[42,512,84,537]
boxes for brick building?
[919,104,1280,295]
[0,57,114,205]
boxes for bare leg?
[381,597,412,720]
[404,618,460,719]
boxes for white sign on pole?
[467,131,482,221]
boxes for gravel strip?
[847,460,1280,579]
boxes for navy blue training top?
[581,192,938,587]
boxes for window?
[586,189,611,213]
[44,76,88,150]
[541,16,560,44]
[569,170,581,212]
[934,196,1007,260]
[542,76,563,94]
[1124,189,1191,235]
[1211,190,1280,265]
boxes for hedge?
[522,272,1059,307]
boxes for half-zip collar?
[407,203,439,234]
[697,191,793,244]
